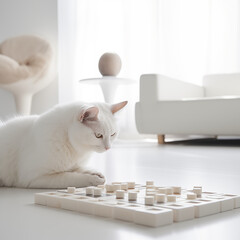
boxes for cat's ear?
[111,101,128,114]
[79,107,99,122]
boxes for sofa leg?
[157,135,165,144]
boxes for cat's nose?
[105,146,110,150]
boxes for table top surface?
[79,77,136,84]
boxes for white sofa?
[135,73,240,143]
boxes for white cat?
[0,101,127,188]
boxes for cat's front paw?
[83,169,105,179]
[87,174,105,186]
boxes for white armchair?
[135,73,240,143]
[0,35,54,115]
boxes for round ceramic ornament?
[98,52,122,76]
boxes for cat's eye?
[95,133,103,138]
[111,132,116,137]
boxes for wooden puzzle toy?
[35,181,240,228]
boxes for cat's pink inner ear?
[79,107,99,122]
[111,101,128,114]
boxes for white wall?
[0,0,58,119]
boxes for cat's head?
[69,101,127,153]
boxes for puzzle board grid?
[35,181,240,227]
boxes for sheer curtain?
[58,0,240,137]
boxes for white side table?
[79,76,135,103]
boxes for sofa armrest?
[140,74,204,102]
[203,73,240,97]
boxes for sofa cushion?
[135,97,240,135]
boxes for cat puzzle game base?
[35,181,240,228]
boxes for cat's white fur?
[0,101,127,188]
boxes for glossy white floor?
[1,140,240,240]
